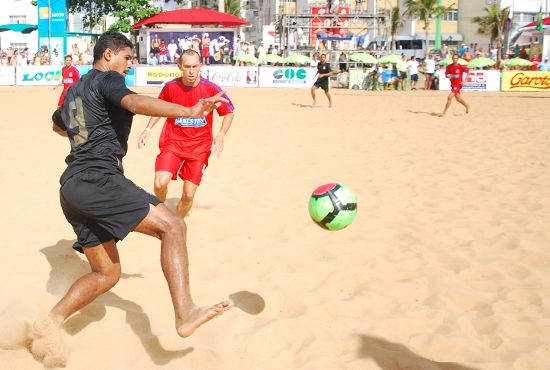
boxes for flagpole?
[505,0,514,58]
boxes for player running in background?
[53,55,80,108]
[137,49,234,219]
[311,53,333,108]
[439,54,471,117]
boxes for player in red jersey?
[439,54,471,117]
[53,55,80,108]
[137,49,234,218]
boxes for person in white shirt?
[423,54,436,90]
[167,39,179,64]
[407,56,419,90]
[50,52,62,66]
[310,54,319,68]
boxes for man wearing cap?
[538,57,550,71]
[221,40,232,65]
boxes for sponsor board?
[439,70,500,92]
[0,67,15,86]
[258,67,316,88]
[135,66,257,87]
[501,71,550,91]
[16,66,135,86]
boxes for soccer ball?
[308,183,357,230]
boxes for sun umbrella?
[233,54,260,65]
[378,54,402,64]
[504,57,534,67]
[467,57,496,69]
[438,57,468,66]
[284,54,311,64]
[350,52,378,64]
[261,54,284,64]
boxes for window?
[10,43,27,53]
[442,10,458,21]
[9,15,26,24]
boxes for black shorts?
[60,168,161,253]
[410,74,419,82]
[152,47,160,54]
[313,79,329,92]
[399,71,407,79]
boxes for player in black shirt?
[311,53,333,108]
[33,31,232,366]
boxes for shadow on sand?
[357,334,480,370]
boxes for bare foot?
[328,105,332,108]
[438,113,445,117]
[310,104,316,108]
[176,300,234,338]
[30,308,68,366]
[465,105,470,114]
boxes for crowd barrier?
[1,65,549,92]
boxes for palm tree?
[404,0,454,55]
[388,5,405,54]
[471,4,511,59]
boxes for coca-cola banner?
[135,66,258,87]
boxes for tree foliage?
[404,0,454,54]
[471,4,511,55]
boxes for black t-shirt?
[316,62,331,82]
[52,69,135,185]
[221,45,230,55]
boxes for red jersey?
[158,77,234,158]
[445,63,469,85]
[61,66,80,91]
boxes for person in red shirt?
[53,55,80,108]
[158,40,167,65]
[439,54,471,117]
[530,53,541,71]
[137,49,234,218]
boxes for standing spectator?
[459,43,468,57]
[1,52,7,65]
[267,44,273,54]
[257,42,267,62]
[519,46,528,59]
[7,46,14,64]
[168,39,179,64]
[158,40,167,65]
[513,44,520,58]
[192,36,200,53]
[432,64,445,90]
[396,55,408,90]
[440,43,448,59]
[538,57,550,71]
[10,50,19,66]
[407,56,419,90]
[248,42,256,58]
[530,53,541,71]
[21,47,29,65]
[151,33,160,56]
[423,54,436,90]
[201,33,210,65]
[220,40,231,65]
[53,55,80,108]
[338,52,348,72]
[50,51,62,66]
[272,45,280,55]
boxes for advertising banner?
[258,67,317,88]
[148,30,235,66]
[439,70,500,92]
[501,71,550,92]
[0,67,15,86]
[135,66,256,87]
[37,0,67,34]
[16,66,135,86]
[310,6,352,49]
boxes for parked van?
[367,36,426,59]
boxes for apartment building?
[1,0,38,53]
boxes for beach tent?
[132,8,250,28]
[0,23,38,34]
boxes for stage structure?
[277,3,387,61]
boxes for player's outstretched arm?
[121,92,227,119]
[212,112,234,158]
[137,116,161,149]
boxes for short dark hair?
[93,30,133,65]
[179,49,201,63]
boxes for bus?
[367,36,426,59]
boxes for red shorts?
[451,83,462,94]
[201,46,210,57]
[57,90,66,107]
[155,150,210,185]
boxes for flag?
[505,1,514,30]
[536,4,544,33]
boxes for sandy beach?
[0,85,549,369]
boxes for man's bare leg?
[439,93,455,117]
[32,240,122,365]
[154,170,174,202]
[176,180,198,218]
[455,93,470,114]
[134,203,232,337]
[325,90,332,108]
[311,87,317,107]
